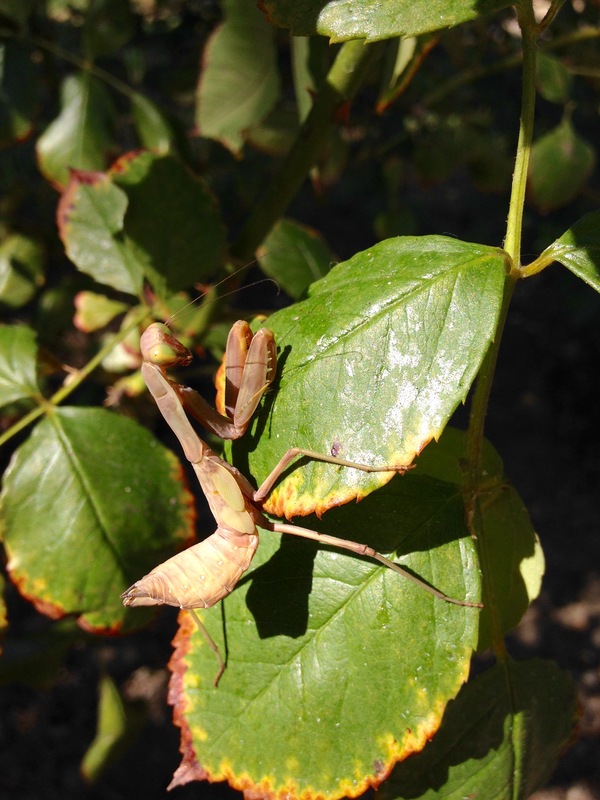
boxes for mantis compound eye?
[141,322,192,367]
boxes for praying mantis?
[122,318,482,683]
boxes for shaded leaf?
[168,447,482,797]
[0,233,45,308]
[196,0,280,153]
[113,152,227,295]
[409,427,542,650]
[0,619,79,688]
[0,41,40,145]
[0,0,34,31]
[475,483,544,651]
[257,218,334,299]
[528,117,596,211]
[37,72,117,188]
[291,35,328,123]
[81,672,145,783]
[379,659,576,800]
[230,236,508,518]
[261,0,511,42]
[82,0,135,59]
[537,210,600,294]
[0,325,39,407]
[536,52,572,104]
[0,407,195,632]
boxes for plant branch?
[0,306,148,448]
[231,39,381,264]
[464,1,540,654]
[503,2,538,268]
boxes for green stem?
[0,306,149,448]
[503,2,538,268]
[464,1,540,655]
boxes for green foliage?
[0,0,597,797]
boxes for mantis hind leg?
[188,609,226,686]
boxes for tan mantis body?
[122,320,481,680]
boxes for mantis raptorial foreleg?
[122,320,482,684]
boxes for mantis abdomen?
[122,528,259,609]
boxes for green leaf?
[528,117,596,211]
[378,659,576,800]
[476,483,544,650]
[113,152,227,295]
[0,41,40,145]
[81,672,145,783]
[536,52,572,104]
[37,72,117,189]
[537,210,600,294]
[261,0,511,42]
[82,0,135,59]
[0,407,195,632]
[291,36,320,123]
[57,169,143,295]
[130,92,177,153]
[196,0,280,153]
[0,233,45,308]
[168,455,481,796]
[257,218,334,299]
[0,325,39,407]
[73,291,129,332]
[232,236,508,518]
[408,427,542,650]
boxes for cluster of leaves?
[0,0,599,798]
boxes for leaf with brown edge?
[166,441,483,799]
[0,407,195,633]
[228,235,508,519]
[57,169,141,296]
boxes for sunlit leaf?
[537,210,600,294]
[0,408,195,632]
[73,291,129,332]
[230,236,508,518]
[37,72,117,188]
[0,325,39,407]
[261,0,511,42]
[57,169,142,296]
